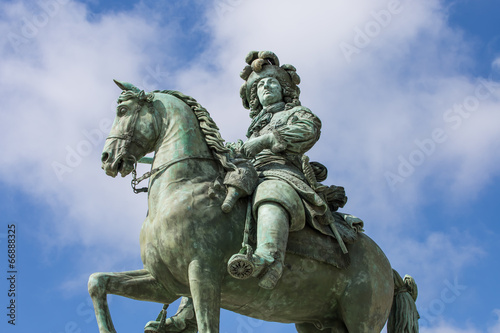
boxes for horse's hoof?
[144,321,160,333]
[227,254,254,279]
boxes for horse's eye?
[117,107,127,116]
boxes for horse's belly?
[219,255,340,323]
[219,234,393,325]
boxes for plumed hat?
[239,51,301,110]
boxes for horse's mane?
[156,90,236,172]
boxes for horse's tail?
[387,269,419,333]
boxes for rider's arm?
[241,107,321,158]
[272,107,322,154]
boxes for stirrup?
[227,253,255,279]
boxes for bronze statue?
[89,51,419,333]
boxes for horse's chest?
[140,183,225,278]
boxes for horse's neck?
[153,95,212,163]
[149,94,220,192]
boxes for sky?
[0,0,499,332]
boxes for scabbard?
[326,210,348,254]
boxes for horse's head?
[101,80,161,177]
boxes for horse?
[88,80,419,333]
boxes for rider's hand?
[241,134,274,158]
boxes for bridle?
[105,92,215,194]
[105,96,160,193]
[105,101,154,155]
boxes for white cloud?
[493,57,500,71]
[420,310,500,333]
[421,320,481,333]
[178,0,500,219]
[0,0,171,257]
[490,310,500,333]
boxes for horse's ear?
[113,79,141,93]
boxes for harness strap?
[106,134,149,149]
[106,103,149,150]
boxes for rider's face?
[257,77,283,107]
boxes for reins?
[131,155,215,193]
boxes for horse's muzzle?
[102,152,135,178]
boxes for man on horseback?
[91,55,419,333]
[227,51,347,289]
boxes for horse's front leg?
[88,269,176,333]
[188,260,222,333]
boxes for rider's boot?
[253,202,289,289]
[227,202,289,289]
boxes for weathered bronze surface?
[88,51,419,333]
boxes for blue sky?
[1,0,500,332]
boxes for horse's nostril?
[101,152,110,163]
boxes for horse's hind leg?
[340,278,393,333]
[88,269,177,333]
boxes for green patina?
[88,51,419,333]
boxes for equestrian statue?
[88,51,419,333]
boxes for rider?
[227,51,333,289]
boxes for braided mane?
[156,90,236,171]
